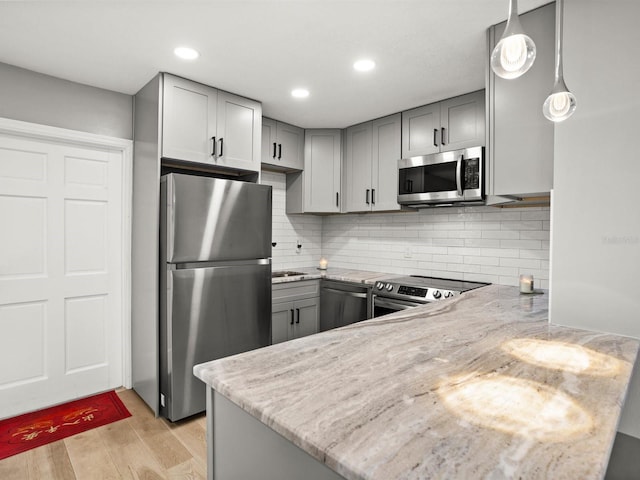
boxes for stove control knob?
[432,289,442,299]
[375,282,382,290]
[385,283,394,292]
[444,291,454,298]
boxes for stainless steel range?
[372,275,489,317]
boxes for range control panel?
[374,281,457,302]
[397,286,428,298]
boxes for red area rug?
[0,390,131,460]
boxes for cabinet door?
[162,74,217,164]
[440,90,485,151]
[216,90,261,172]
[371,113,401,212]
[402,103,440,157]
[272,302,294,344]
[277,122,304,171]
[489,3,554,196]
[261,117,277,166]
[293,297,319,339]
[303,129,341,213]
[345,121,373,212]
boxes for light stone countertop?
[271,266,402,285]
[194,284,639,480]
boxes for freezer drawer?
[160,261,271,421]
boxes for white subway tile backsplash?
[264,170,550,287]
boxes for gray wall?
[550,0,640,438]
[0,62,133,139]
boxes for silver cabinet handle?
[456,155,463,197]
[323,287,368,299]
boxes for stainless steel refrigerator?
[159,173,272,421]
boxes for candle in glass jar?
[319,257,328,270]
[519,274,534,294]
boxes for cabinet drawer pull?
[219,138,224,157]
[295,308,300,324]
[441,127,446,146]
[278,143,282,159]
[211,136,217,157]
[290,309,294,325]
[433,129,438,147]
[272,142,277,159]
[336,192,339,208]
[366,189,370,205]
[372,188,375,205]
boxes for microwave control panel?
[464,158,480,189]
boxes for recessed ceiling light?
[291,88,310,99]
[174,47,199,60]
[353,59,376,72]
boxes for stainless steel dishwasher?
[319,280,372,332]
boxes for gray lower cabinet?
[345,113,401,212]
[402,90,485,158]
[162,73,261,173]
[262,118,304,171]
[286,129,342,214]
[272,280,320,344]
[487,3,554,198]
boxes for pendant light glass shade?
[543,0,576,122]
[491,0,536,79]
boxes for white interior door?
[0,132,124,419]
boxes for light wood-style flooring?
[0,389,207,480]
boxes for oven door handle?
[374,296,423,310]
[456,154,463,197]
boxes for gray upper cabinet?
[402,90,485,158]
[161,73,261,172]
[488,3,554,198]
[262,118,304,171]
[345,113,401,212]
[286,129,342,214]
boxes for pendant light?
[491,0,537,79]
[543,0,576,122]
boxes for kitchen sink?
[272,271,306,278]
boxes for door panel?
[0,134,123,419]
[402,103,440,157]
[164,174,272,263]
[216,91,261,172]
[162,74,217,164]
[372,114,401,212]
[345,122,372,212]
[293,298,319,339]
[440,90,485,151]
[163,262,271,420]
[277,122,304,170]
[272,302,293,344]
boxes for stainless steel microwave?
[397,146,484,206]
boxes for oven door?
[373,295,424,317]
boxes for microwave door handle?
[456,155,463,197]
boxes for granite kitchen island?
[194,285,639,480]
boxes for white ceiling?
[0,0,550,128]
